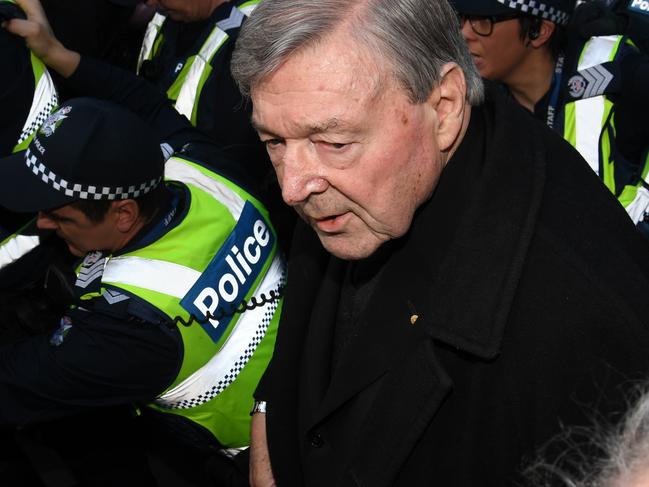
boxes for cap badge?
[39,105,72,137]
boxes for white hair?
[231,0,484,105]
[523,385,649,487]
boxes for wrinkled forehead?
[251,30,390,104]
[249,46,396,138]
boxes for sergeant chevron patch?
[567,64,614,100]
[216,5,245,31]
[75,251,106,290]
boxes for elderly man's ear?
[427,63,469,153]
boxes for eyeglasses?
[458,13,520,37]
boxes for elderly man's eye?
[264,138,283,148]
[317,141,348,150]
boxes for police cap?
[0,98,165,213]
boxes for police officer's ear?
[528,19,556,48]
[111,199,141,233]
[428,62,468,154]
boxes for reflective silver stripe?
[16,68,58,146]
[626,159,649,224]
[574,97,604,175]
[573,36,619,174]
[174,27,229,120]
[579,36,618,70]
[137,12,167,74]
[237,3,258,16]
[626,187,649,224]
[103,256,201,298]
[0,234,40,269]
[221,447,247,458]
[165,157,245,219]
[155,254,285,408]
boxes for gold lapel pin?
[410,314,419,325]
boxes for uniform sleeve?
[64,56,211,152]
[0,310,181,427]
[621,49,649,113]
[0,29,33,155]
[615,49,649,164]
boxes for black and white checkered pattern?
[16,92,59,146]
[163,278,285,410]
[24,148,162,201]
[497,0,571,26]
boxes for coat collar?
[406,95,546,359]
[348,89,547,361]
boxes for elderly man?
[230,0,649,485]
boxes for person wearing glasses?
[451,0,649,238]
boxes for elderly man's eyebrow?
[305,118,343,134]
[251,117,348,136]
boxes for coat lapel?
[307,235,456,487]
[298,255,346,432]
[312,236,437,424]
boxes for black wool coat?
[257,86,649,486]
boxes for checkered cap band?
[24,148,162,201]
[497,0,571,26]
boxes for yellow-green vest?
[562,35,649,224]
[136,0,260,126]
[77,155,284,449]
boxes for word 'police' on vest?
[180,201,275,343]
[193,220,269,320]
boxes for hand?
[1,0,79,77]
[250,412,277,487]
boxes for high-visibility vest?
[1,11,57,270]
[562,35,649,224]
[74,155,285,449]
[137,0,260,125]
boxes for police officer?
[137,0,267,180]
[0,98,285,484]
[451,0,649,236]
[140,0,296,252]
[3,1,288,483]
